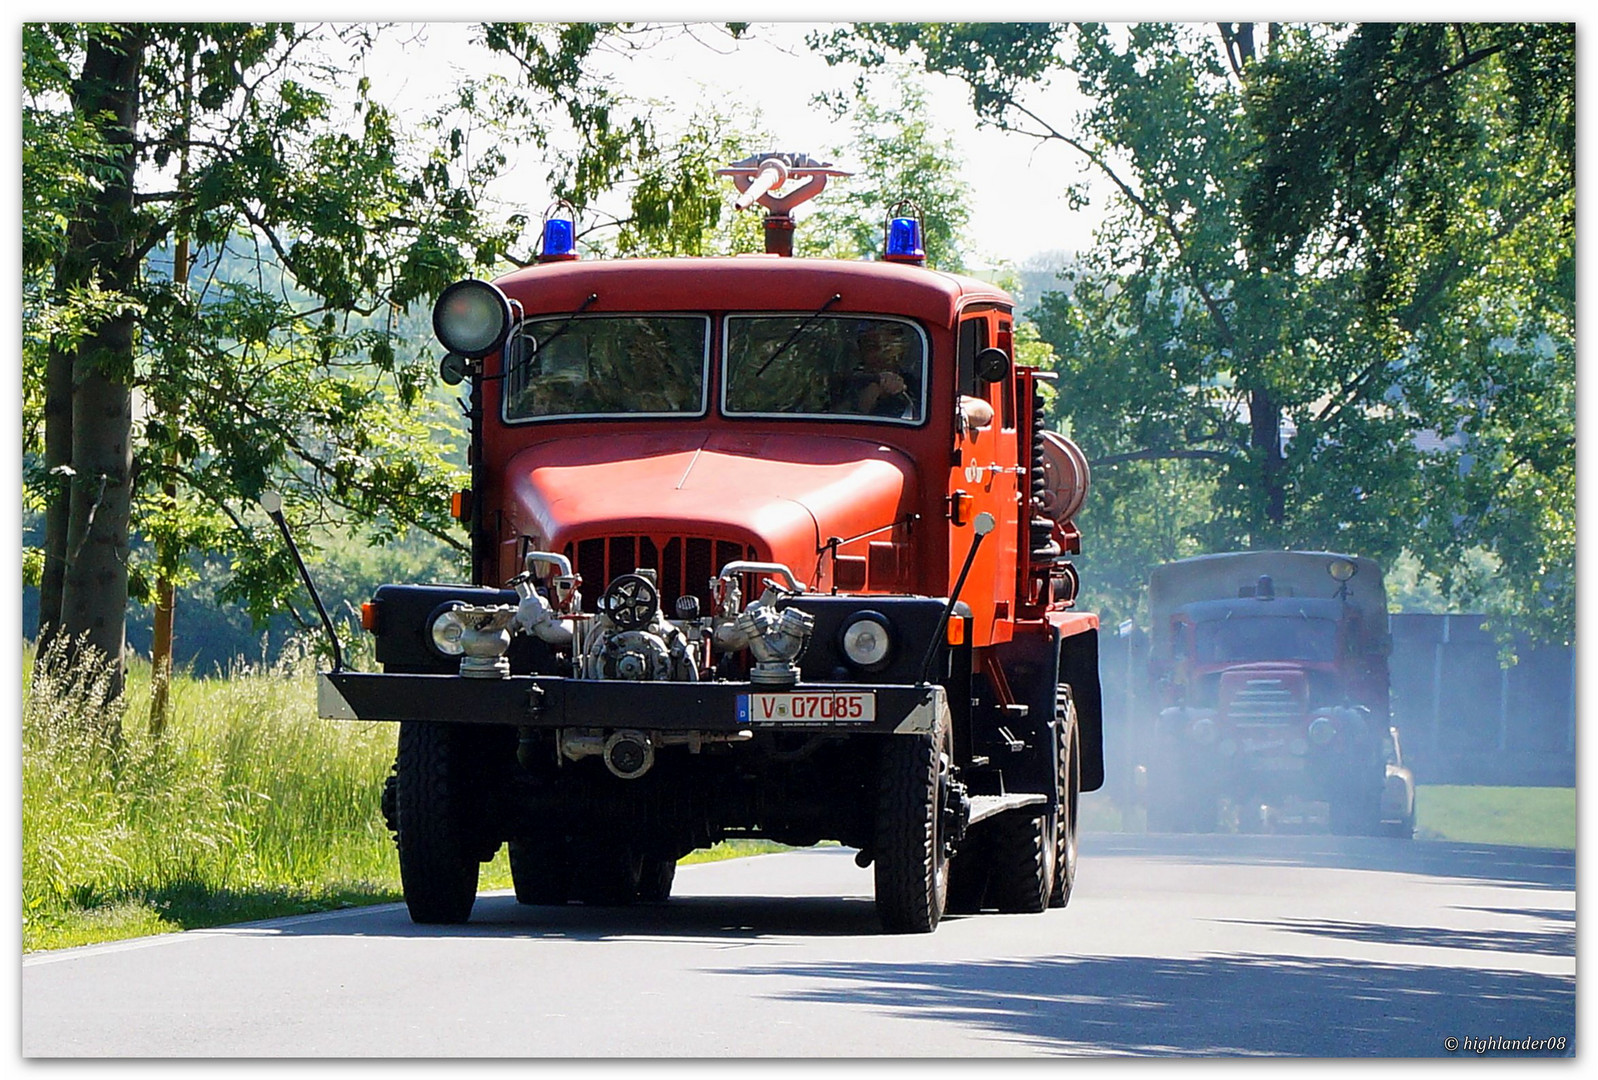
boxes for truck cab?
[317,154,1105,931]
[1142,550,1401,835]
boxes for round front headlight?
[840,612,893,671]
[429,605,467,657]
[433,279,512,359]
[1307,715,1337,746]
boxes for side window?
[956,317,987,399]
[998,319,1015,429]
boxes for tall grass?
[22,636,407,951]
[22,638,787,952]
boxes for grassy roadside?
[1413,785,1576,849]
[21,642,796,953]
[1082,783,1575,849]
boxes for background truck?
[1140,550,1412,836]
[313,154,1106,932]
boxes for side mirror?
[439,352,470,386]
[975,347,1010,383]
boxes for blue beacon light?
[539,216,578,262]
[884,216,925,264]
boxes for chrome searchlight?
[433,279,512,359]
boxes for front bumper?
[317,671,946,736]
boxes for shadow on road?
[718,952,1575,1057]
[1215,916,1575,957]
[1085,832,1574,891]
[260,892,885,942]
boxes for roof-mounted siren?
[883,200,926,265]
[716,153,852,256]
[536,201,579,263]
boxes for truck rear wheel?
[509,838,575,905]
[944,829,991,914]
[986,807,1054,914]
[575,843,644,906]
[1049,690,1081,909]
[395,721,482,925]
[637,854,677,902]
[988,690,1077,915]
[873,711,953,933]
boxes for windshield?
[503,315,709,421]
[723,315,925,423]
[1194,616,1339,664]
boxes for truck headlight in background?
[433,279,512,359]
[1307,714,1338,746]
[840,611,893,671]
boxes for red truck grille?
[564,535,758,613]
[1219,670,1308,726]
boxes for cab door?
[949,312,1020,646]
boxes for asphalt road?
[22,830,1575,1058]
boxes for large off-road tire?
[637,854,678,903]
[575,843,644,906]
[509,837,576,905]
[987,688,1079,915]
[1049,689,1081,909]
[986,805,1054,914]
[1329,775,1385,836]
[395,721,483,925]
[944,829,991,915]
[873,710,953,934]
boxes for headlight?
[1307,715,1337,746]
[1188,715,1218,745]
[433,279,512,359]
[839,612,893,671]
[429,604,467,657]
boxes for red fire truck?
[312,154,1104,932]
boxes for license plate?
[738,692,877,725]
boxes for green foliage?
[820,23,1574,642]
[22,638,402,951]
[802,71,972,270]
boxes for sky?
[358,21,1110,271]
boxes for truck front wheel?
[1329,775,1384,836]
[873,712,953,933]
[395,721,483,924]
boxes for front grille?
[1222,675,1306,725]
[564,535,758,614]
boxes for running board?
[967,793,1048,826]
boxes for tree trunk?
[149,228,190,737]
[1248,385,1287,544]
[54,25,146,706]
[37,326,80,650]
[150,37,194,737]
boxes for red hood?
[502,431,917,585]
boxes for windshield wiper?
[530,293,599,356]
[754,293,842,377]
